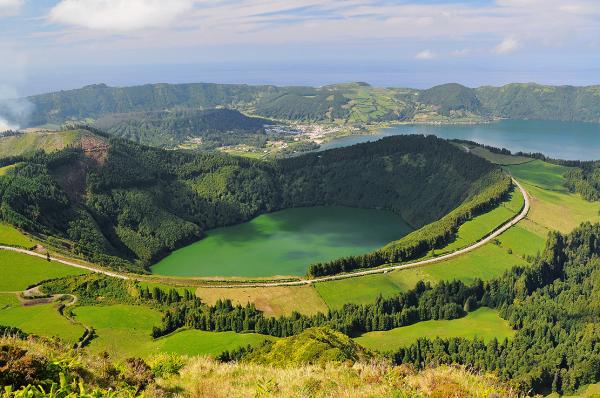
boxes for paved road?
[0,178,529,288]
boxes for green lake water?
[319,120,600,161]
[151,206,412,277]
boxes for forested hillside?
[11,82,600,129]
[0,130,506,272]
[95,108,271,148]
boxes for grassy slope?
[157,329,272,357]
[355,307,515,352]
[468,146,532,165]
[0,130,84,157]
[0,293,19,308]
[439,188,523,253]
[73,304,272,360]
[507,160,600,233]
[0,303,84,343]
[0,251,88,291]
[0,223,36,248]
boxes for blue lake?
[319,120,600,161]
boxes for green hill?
[0,129,507,272]
[95,108,271,148]
[0,129,97,158]
[243,327,372,366]
[13,82,600,131]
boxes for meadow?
[0,303,84,343]
[0,223,36,248]
[438,188,523,254]
[0,250,88,291]
[315,242,529,309]
[506,161,600,233]
[72,304,273,359]
[354,307,515,352]
[467,146,532,165]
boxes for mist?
[0,90,34,131]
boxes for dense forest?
[94,108,271,149]
[564,161,600,201]
[0,130,505,273]
[6,82,600,129]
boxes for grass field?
[354,308,515,352]
[0,293,19,308]
[506,160,572,191]
[196,285,328,317]
[73,304,164,359]
[0,303,84,343]
[316,242,527,310]
[0,251,88,291]
[496,225,546,259]
[439,188,523,254]
[507,161,600,233]
[156,329,272,357]
[521,184,600,233]
[0,223,36,248]
[73,304,274,359]
[466,145,532,165]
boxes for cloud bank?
[49,0,195,31]
[0,0,23,16]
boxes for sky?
[0,0,599,98]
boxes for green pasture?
[439,188,523,254]
[316,242,527,310]
[496,225,546,259]
[0,293,19,308]
[0,223,36,248]
[0,251,88,291]
[354,307,515,352]
[506,160,572,191]
[73,304,273,360]
[467,146,532,165]
[0,303,84,343]
[157,329,273,357]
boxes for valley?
[0,83,598,398]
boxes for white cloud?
[493,37,520,54]
[415,50,436,60]
[0,0,24,16]
[49,0,195,31]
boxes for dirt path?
[0,178,529,288]
[0,245,129,279]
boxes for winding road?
[0,178,529,288]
